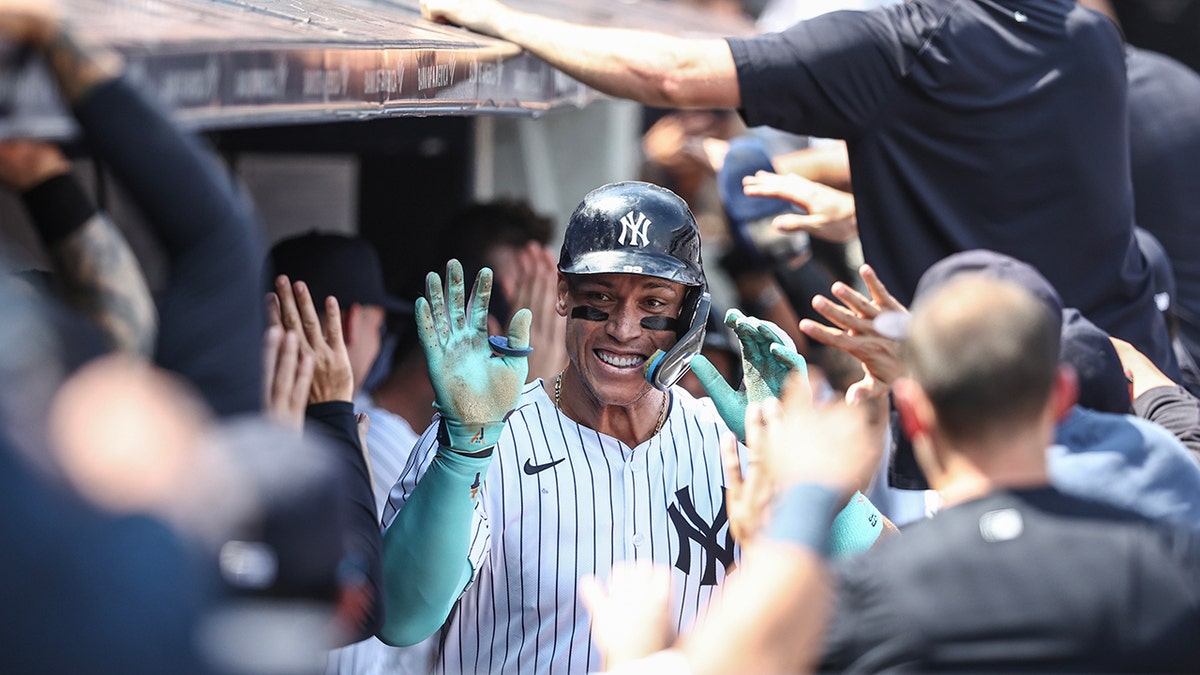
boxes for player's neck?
[930,432,1051,508]
[549,370,669,448]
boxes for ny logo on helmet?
[618,211,651,247]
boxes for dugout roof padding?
[0,0,751,137]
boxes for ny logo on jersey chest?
[667,486,733,586]
[618,211,651,247]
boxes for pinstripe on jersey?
[382,380,738,674]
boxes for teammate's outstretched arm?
[694,310,888,556]
[378,260,531,646]
[0,141,157,356]
[420,0,739,109]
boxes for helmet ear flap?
[644,290,711,391]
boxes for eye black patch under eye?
[640,316,678,331]
[571,306,609,321]
[570,305,677,331]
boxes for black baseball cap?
[717,136,802,230]
[1059,308,1131,415]
[914,249,1064,332]
[267,232,411,314]
[1134,227,1175,314]
[876,249,1066,341]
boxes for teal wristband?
[829,491,884,558]
[762,483,843,555]
[438,417,506,453]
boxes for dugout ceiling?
[0,0,752,138]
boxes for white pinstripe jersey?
[382,380,738,674]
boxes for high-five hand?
[692,308,808,440]
[417,259,531,452]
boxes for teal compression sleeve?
[829,491,885,558]
[378,446,491,647]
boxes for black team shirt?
[727,0,1178,377]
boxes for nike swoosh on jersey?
[523,457,566,475]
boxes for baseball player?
[377,182,882,673]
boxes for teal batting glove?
[416,259,532,453]
[692,308,808,441]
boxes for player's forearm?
[829,491,885,557]
[1134,385,1200,461]
[49,215,158,356]
[378,446,488,646]
[307,402,385,644]
[42,27,123,105]
[73,76,265,416]
[773,144,852,192]
[490,9,739,109]
[20,173,157,356]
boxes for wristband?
[437,417,505,455]
[21,173,97,247]
[829,491,885,558]
[762,483,843,556]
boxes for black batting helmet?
[558,181,705,288]
[559,181,711,391]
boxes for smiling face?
[557,272,686,407]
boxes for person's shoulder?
[669,386,732,430]
[499,379,558,434]
[514,378,553,410]
[1010,485,1156,524]
[1127,45,1200,90]
[883,489,1145,549]
[1056,406,1190,458]
[1066,0,1124,44]
[1057,407,1200,480]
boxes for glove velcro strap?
[439,417,506,454]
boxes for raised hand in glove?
[417,259,532,453]
[691,308,808,441]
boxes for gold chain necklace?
[554,370,669,437]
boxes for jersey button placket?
[623,450,638,558]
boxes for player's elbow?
[633,39,737,109]
[651,71,694,109]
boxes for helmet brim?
[559,250,704,287]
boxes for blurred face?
[485,244,522,284]
[557,273,685,407]
[346,303,386,394]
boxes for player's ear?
[892,378,929,442]
[1050,365,1079,422]
[341,302,362,346]
[895,377,948,484]
[556,273,569,318]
